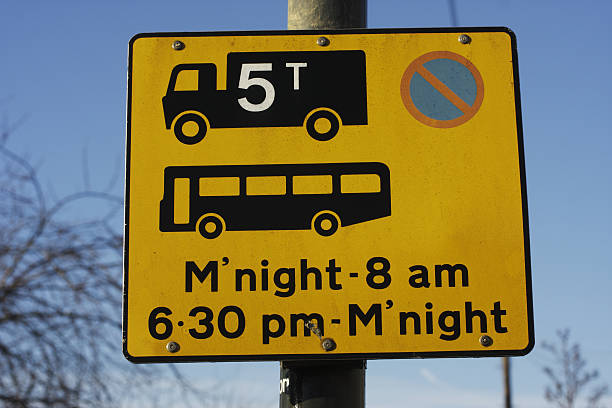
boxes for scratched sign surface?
[123,28,533,362]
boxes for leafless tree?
[542,329,608,408]
[0,126,232,407]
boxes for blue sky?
[1,1,611,407]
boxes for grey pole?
[287,0,366,29]
[503,357,512,408]
[281,2,367,408]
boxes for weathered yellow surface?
[124,29,532,361]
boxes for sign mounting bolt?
[479,335,493,347]
[166,341,180,353]
[458,34,472,44]
[321,338,337,352]
[317,36,330,47]
[172,40,185,50]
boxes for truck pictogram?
[162,50,368,144]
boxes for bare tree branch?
[0,128,219,407]
[542,329,609,408]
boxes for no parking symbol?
[401,51,484,128]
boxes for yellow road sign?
[123,28,533,362]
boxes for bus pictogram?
[162,51,368,144]
[159,162,390,238]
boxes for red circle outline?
[400,51,484,128]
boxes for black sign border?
[123,26,533,364]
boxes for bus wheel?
[305,110,340,141]
[174,113,207,145]
[312,212,340,237]
[197,214,224,239]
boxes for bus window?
[174,69,199,91]
[174,178,190,224]
[199,177,240,196]
[340,174,381,193]
[247,176,286,196]
[293,175,332,195]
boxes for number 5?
[238,63,275,112]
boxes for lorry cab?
[162,51,368,145]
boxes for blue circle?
[409,58,478,121]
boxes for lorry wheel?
[312,211,340,237]
[197,214,224,239]
[174,113,207,145]
[306,110,340,141]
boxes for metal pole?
[280,360,366,408]
[281,2,366,408]
[447,0,458,27]
[503,357,512,408]
[287,0,366,30]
